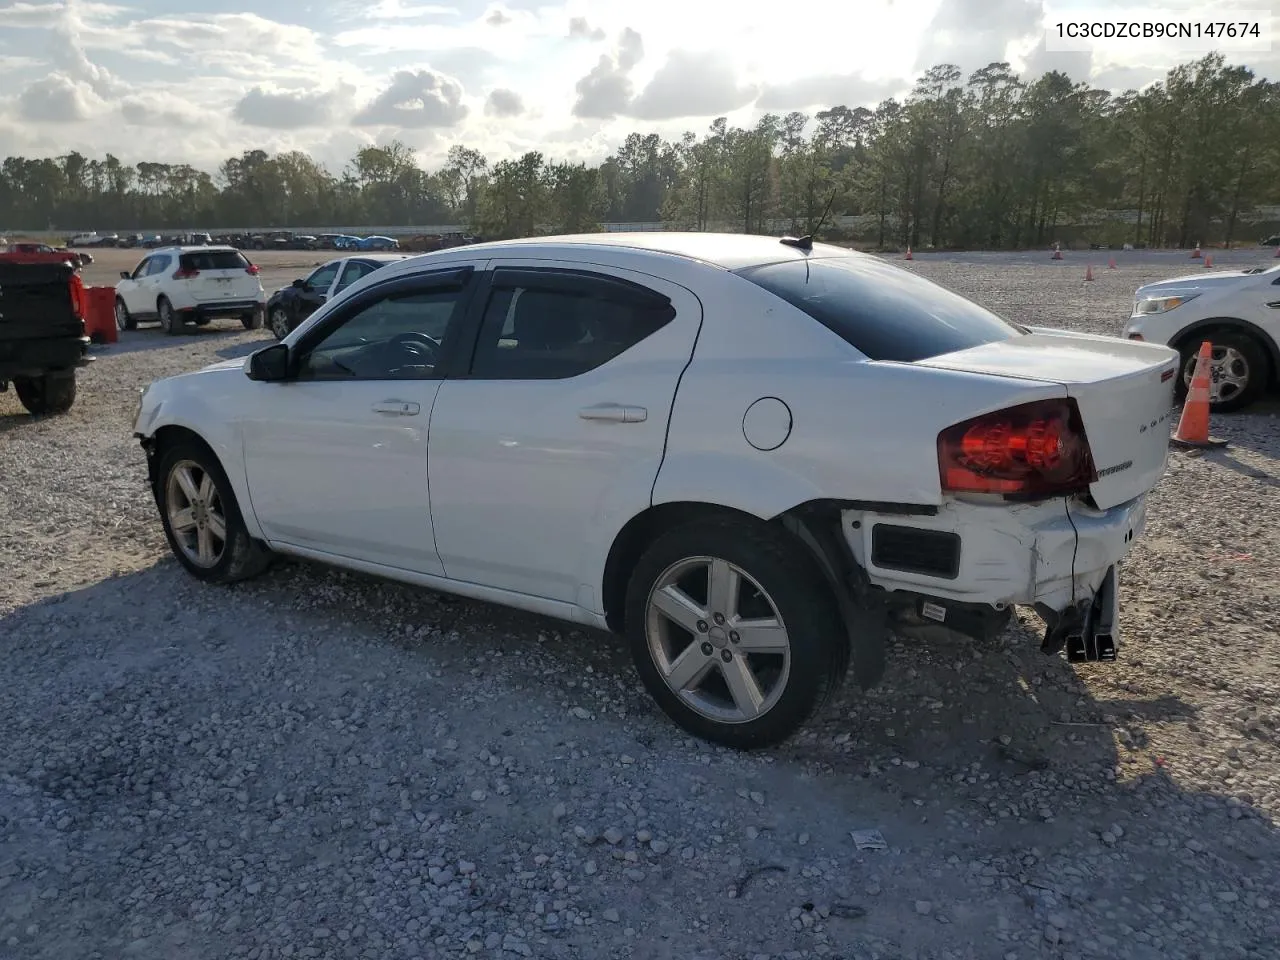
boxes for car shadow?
[90,325,273,357]
[2,558,1276,957]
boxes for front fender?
[135,389,262,540]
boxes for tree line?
[2,54,1277,249]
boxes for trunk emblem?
[1097,460,1133,479]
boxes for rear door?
[180,249,257,303]
[427,260,703,604]
[333,259,382,298]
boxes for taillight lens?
[173,267,199,279]
[937,398,1097,498]
[245,263,260,275]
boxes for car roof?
[411,231,854,272]
[351,253,409,262]
[150,245,241,254]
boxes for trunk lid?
[180,249,261,303]
[915,330,1179,510]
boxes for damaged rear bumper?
[840,494,1147,658]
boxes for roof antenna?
[780,187,839,252]
[779,235,813,250]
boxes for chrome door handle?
[371,400,420,416]
[578,403,647,423]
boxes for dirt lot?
[2,244,1279,960]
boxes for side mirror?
[291,278,307,289]
[120,270,130,279]
[247,343,290,382]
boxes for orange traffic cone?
[1171,341,1228,449]
[1108,257,1116,269]
[1191,242,1202,259]
[1204,254,1213,268]
[1051,242,1063,260]
[1085,264,1094,281]
[904,246,913,260]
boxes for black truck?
[0,261,92,415]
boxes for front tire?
[14,372,76,415]
[115,297,137,331]
[624,518,849,750]
[155,442,273,584]
[1177,329,1268,413]
[157,296,181,336]
[268,307,291,340]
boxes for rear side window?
[735,256,1024,362]
[181,250,249,271]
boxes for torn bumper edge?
[840,493,1148,616]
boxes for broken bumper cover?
[841,494,1148,616]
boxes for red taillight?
[937,398,1097,498]
[173,267,199,280]
[245,263,260,275]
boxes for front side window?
[736,255,1025,363]
[147,255,172,277]
[470,272,676,379]
[131,258,152,280]
[297,283,468,381]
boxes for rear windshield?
[181,250,249,271]
[735,255,1025,362]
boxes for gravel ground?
[2,249,1279,960]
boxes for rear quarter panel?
[653,272,1068,515]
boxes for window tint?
[146,255,172,277]
[306,262,341,291]
[131,259,152,279]
[735,256,1024,363]
[181,250,249,271]
[298,284,468,381]
[334,260,377,293]
[470,274,676,379]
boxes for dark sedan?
[264,253,409,339]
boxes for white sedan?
[1123,262,1280,412]
[133,233,1178,748]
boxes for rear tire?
[154,441,273,584]
[158,296,181,336]
[14,371,76,416]
[242,308,264,330]
[1176,329,1268,413]
[624,517,850,750]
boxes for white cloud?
[485,87,524,117]
[353,69,469,128]
[18,73,103,122]
[572,27,643,118]
[630,51,757,120]
[234,85,358,129]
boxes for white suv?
[115,246,266,335]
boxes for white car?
[133,233,1178,748]
[1123,263,1280,412]
[115,245,267,335]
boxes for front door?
[240,268,478,575]
[427,260,703,605]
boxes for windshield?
[736,255,1025,363]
